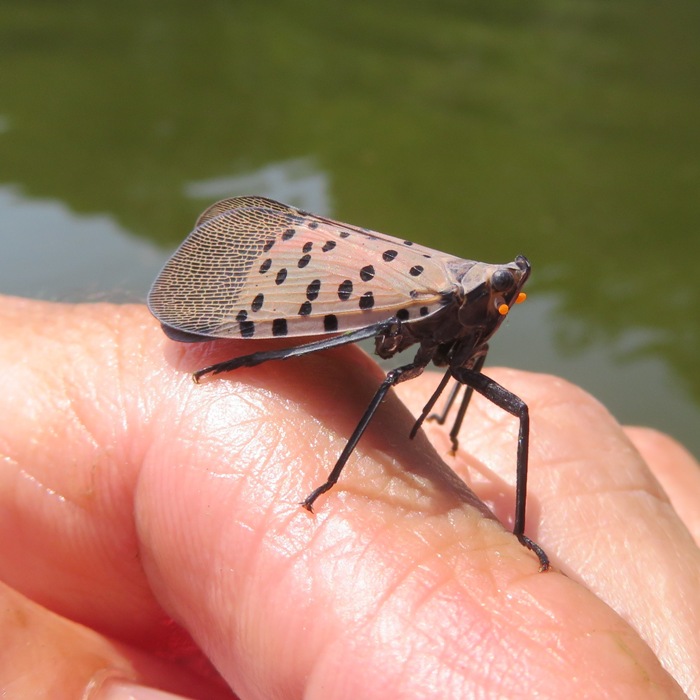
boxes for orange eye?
[516,292,527,304]
[498,303,510,315]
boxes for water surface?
[1,0,698,457]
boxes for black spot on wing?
[251,293,264,312]
[359,291,374,310]
[272,318,288,336]
[306,279,321,300]
[338,280,353,301]
[360,265,375,282]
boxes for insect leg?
[445,352,487,454]
[193,321,397,382]
[427,380,462,426]
[408,369,452,439]
[302,361,426,512]
[450,368,549,572]
[411,354,487,453]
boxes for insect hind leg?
[451,366,549,572]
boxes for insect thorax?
[373,295,474,368]
[373,256,528,371]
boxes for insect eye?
[491,269,515,292]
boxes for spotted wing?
[148,197,465,340]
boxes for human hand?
[1,296,697,699]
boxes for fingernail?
[95,680,196,700]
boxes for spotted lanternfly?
[148,195,549,571]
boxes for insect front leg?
[450,367,549,572]
[192,321,397,382]
[302,361,427,512]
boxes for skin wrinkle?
[48,317,149,520]
[230,522,359,698]
[172,379,368,654]
[338,596,454,693]
[13,374,101,512]
[551,489,678,550]
[138,381,288,611]
[406,560,471,626]
[154,372,272,484]
[316,509,524,687]
[231,473,314,600]
[170,389,269,464]
[391,440,486,517]
[486,609,615,698]
[187,374,331,493]
[529,423,666,500]
[357,571,536,698]
[550,483,672,541]
[371,541,456,623]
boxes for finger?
[0,297,231,696]
[624,426,700,545]
[0,298,685,699]
[139,335,684,697]
[0,579,232,699]
[0,298,178,645]
[398,371,699,698]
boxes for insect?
[148,196,549,571]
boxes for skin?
[0,296,698,699]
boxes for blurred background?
[1,0,698,459]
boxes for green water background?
[1,0,698,458]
